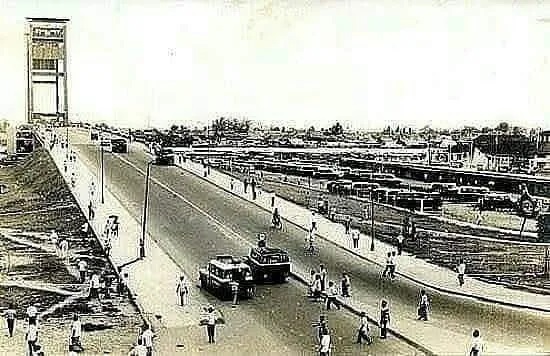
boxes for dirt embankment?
[0,149,142,355]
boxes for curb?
[179,163,437,355]
[181,162,550,315]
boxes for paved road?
[69,130,550,354]
[69,131,421,355]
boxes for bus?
[15,125,35,154]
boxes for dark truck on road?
[199,255,255,300]
[244,247,291,283]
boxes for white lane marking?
[114,154,255,249]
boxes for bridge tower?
[25,17,69,126]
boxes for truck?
[244,247,291,283]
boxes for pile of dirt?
[12,148,73,202]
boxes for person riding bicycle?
[272,208,282,229]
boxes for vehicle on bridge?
[244,247,291,283]
[199,255,255,300]
[15,125,35,155]
[99,133,112,152]
[111,138,128,153]
[153,146,175,165]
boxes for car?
[154,148,175,165]
[245,247,291,283]
[199,255,255,300]
[111,138,128,153]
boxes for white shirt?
[207,311,217,325]
[177,280,189,294]
[141,329,154,347]
[129,345,148,356]
[50,231,58,243]
[26,324,38,341]
[90,274,100,288]
[27,306,37,318]
[397,234,404,243]
[360,316,368,328]
[319,334,331,352]
[71,320,82,337]
[78,261,87,272]
[351,230,360,240]
[470,336,484,354]
[310,214,317,226]
[458,263,466,274]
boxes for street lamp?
[370,186,375,251]
[100,145,105,204]
[140,160,153,259]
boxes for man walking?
[457,260,466,287]
[417,290,429,321]
[340,273,351,298]
[89,272,101,300]
[204,306,218,344]
[70,314,83,351]
[141,324,154,356]
[25,319,38,356]
[176,275,189,306]
[382,252,392,278]
[351,229,360,249]
[26,305,37,325]
[319,328,331,356]
[379,300,390,339]
[78,259,88,284]
[469,329,484,356]
[326,281,340,310]
[396,232,405,255]
[310,212,318,233]
[128,338,147,356]
[319,264,327,292]
[59,238,69,261]
[389,251,397,279]
[356,312,372,345]
[344,216,351,235]
[4,303,16,337]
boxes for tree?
[496,122,509,132]
[329,122,343,136]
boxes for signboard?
[31,26,64,40]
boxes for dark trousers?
[89,287,99,300]
[418,304,428,321]
[79,271,86,283]
[207,324,215,343]
[146,346,153,356]
[88,206,95,220]
[28,340,36,356]
[326,297,340,310]
[389,265,396,279]
[397,242,403,255]
[341,285,350,297]
[7,319,14,337]
[345,224,350,234]
[352,238,359,248]
[458,274,464,286]
[380,321,388,338]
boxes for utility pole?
[100,145,104,204]
[370,186,375,251]
[140,161,152,258]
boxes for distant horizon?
[2,1,550,130]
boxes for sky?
[1,0,550,130]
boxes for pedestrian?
[81,222,89,238]
[89,272,101,300]
[89,181,96,200]
[319,264,327,292]
[140,323,154,356]
[70,172,76,188]
[78,259,88,283]
[417,290,429,321]
[257,232,267,248]
[356,311,372,345]
[59,238,69,261]
[310,212,318,233]
[104,219,112,239]
[344,215,351,235]
[63,160,68,173]
[457,260,466,287]
[475,210,483,225]
[103,271,113,298]
[308,270,317,297]
[340,273,351,298]
[4,303,16,337]
[312,274,323,302]
[204,306,218,344]
[351,228,360,249]
[382,252,392,278]
[26,305,37,325]
[396,232,405,255]
[110,221,119,239]
[128,338,147,356]
[313,315,328,344]
[25,319,38,356]
[70,314,82,351]
[326,281,340,310]
[389,251,397,279]
[379,300,390,339]
[104,236,112,257]
[88,200,95,221]
[244,177,249,193]
[50,229,59,247]
[230,279,239,307]
[319,328,331,356]
[118,272,129,297]
[469,329,484,356]
[176,275,189,306]
[230,178,235,191]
